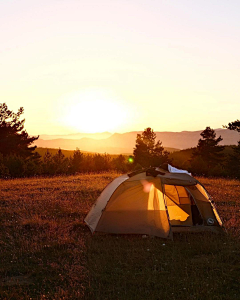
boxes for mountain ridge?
[34,129,240,154]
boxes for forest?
[0,103,240,178]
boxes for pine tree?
[52,149,69,174]
[43,150,54,175]
[191,127,224,175]
[0,103,39,158]
[69,148,83,173]
[224,120,240,178]
[224,119,240,133]
[133,127,169,168]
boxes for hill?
[35,147,124,159]
[34,129,239,154]
[170,145,236,169]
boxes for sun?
[61,90,128,133]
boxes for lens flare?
[128,157,134,163]
[141,180,153,193]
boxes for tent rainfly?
[85,167,223,239]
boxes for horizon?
[33,127,239,155]
[1,0,240,136]
[37,127,228,136]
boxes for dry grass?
[0,173,118,299]
[0,174,240,299]
[198,177,240,237]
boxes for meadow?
[0,173,240,299]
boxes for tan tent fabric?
[186,186,218,226]
[196,183,210,200]
[96,179,171,238]
[85,174,129,232]
[158,172,198,186]
[195,183,223,226]
[85,169,222,238]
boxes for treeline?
[0,103,132,178]
[1,103,240,179]
[188,125,240,178]
[168,125,240,178]
[170,145,240,178]
[0,149,133,178]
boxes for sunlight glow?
[60,90,128,133]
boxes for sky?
[1,0,240,135]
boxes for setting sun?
[60,90,128,133]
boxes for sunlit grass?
[0,174,240,299]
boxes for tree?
[190,127,224,175]
[133,127,169,167]
[52,149,69,174]
[0,103,39,158]
[223,120,240,178]
[223,119,240,133]
[4,154,25,177]
[0,153,9,177]
[69,148,83,173]
[42,150,55,175]
[224,142,240,178]
[92,153,111,172]
[112,154,128,172]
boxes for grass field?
[0,173,240,299]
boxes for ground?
[0,173,240,299]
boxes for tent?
[85,167,223,239]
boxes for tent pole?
[162,183,173,240]
[197,182,224,227]
[197,183,226,232]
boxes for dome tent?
[85,167,222,239]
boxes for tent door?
[164,185,192,227]
[185,187,204,226]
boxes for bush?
[189,156,208,176]
[4,155,25,177]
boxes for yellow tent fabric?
[85,169,222,238]
[96,179,171,238]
